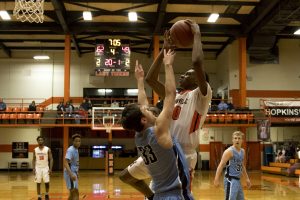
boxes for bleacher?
[261,160,297,176]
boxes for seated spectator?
[275,151,286,163]
[87,99,92,110]
[275,152,282,162]
[57,101,65,116]
[227,102,234,111]
[74,106,88,124]
[156,98,163,110]
[80,98,90,111]
[65,101,74,116]
[28,101,37,112]
[111,101,119,107]
[218,100,228,111]
[0,98,7,111]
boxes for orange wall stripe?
[230,89,300,98]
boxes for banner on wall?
[12,142,28,158]
[257,119,271,141]
[264,100,300,123]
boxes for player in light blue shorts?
[214,131,251,200]
[64,134,81,200]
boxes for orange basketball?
[170,20,194,48]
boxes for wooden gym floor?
[0,170,300,200]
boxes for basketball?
[170,20,194,48]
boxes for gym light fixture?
[207,13,219,23]
[128,12,137,22]
[294,28,300,35]
[83,11,92,21]
[0,10,11,20]
[33,55,50,60]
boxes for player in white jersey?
[147,20,212,178]
[119,20,212,199]
[32,136,53,200]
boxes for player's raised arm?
[145,31,174,98]
[135,60,148,107]
[185,20,208,96]
[154,49,176,149]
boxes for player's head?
[36,136,44,146]
[72,133,81,148]
[178,69,209,90]
[121,104,158,132]
[232,131,244,148]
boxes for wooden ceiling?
[0,0,299,59]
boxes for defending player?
[214,131,251,200]
[32,136,53,200]
[121,52,193,199]
[64,134,81,200]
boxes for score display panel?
[95,39,130,76]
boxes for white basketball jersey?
[170,83,212,152]
[34,146,49,168]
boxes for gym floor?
[0,170,299,200]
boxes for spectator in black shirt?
[29,101,37,112]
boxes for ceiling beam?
[0,22,241,36]
[216,37,235,57]
[0,42,12,58]
[242,0,281,34]
[58,0,259,6]
[147,0,168,55]
[51,0,81,57]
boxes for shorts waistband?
[225,175,240,180]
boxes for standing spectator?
[214,131,251,200]
[0,98,7,111]
[32,136,53,200]
[64,134,81,200]
[29,100,37,112]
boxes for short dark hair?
[149,106,161,117]
[36,136,44,141]
[72,133,81,140]
[121,104,144,132]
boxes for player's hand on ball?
[163,30,175,50]
[163,49,176,66]
[184,19,200,35]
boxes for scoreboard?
[95,39,130,76]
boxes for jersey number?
[236,164,242,172]
[172,106,181,120]
[137,145,158,165]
